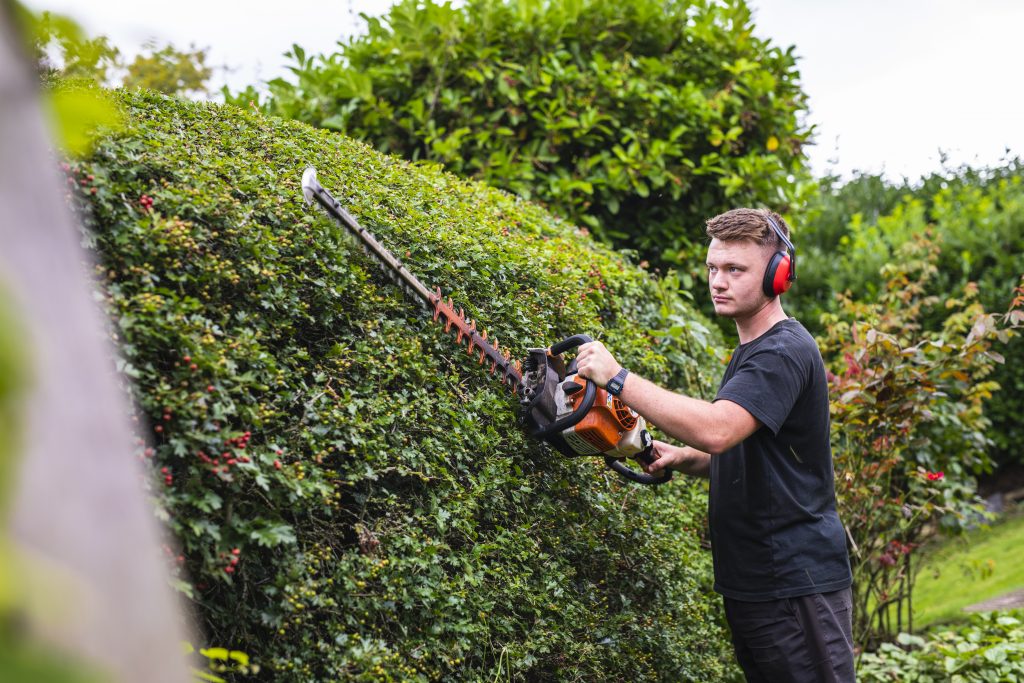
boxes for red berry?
[161,467,169,474]
[183,355,191,363]
[190,363,198,371]
[154,425,163,433]
[163,414,172,421]
[232,548,240,555]
[207,385,215,392]
[224,566,234,574]
[274,460,282,470]
[230,557,239,566]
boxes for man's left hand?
[575,341,622,388]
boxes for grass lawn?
[911,506,1024,629]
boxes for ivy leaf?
[248,522,297,548]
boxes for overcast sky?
[27,0,1024,182]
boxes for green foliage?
[858,611,1024,682]
[46,82,125,157]
[0,632,110,683]
[66,88,732,681]
[236,0,814,280]
[185,642,258,682]
[12,4,120,84]
[793,160,1024,466]
[819,235,1024,648]
[14,5,212,99]
[123,42,212,98]
[0,291,28,518]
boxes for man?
[576,208,854,682]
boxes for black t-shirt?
[709,318,852,601]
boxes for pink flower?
[927,471,944,481]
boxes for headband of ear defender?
[762,213,797,297]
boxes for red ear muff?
[762,213,797,297]
[762,250,793,297]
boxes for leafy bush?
[66,87,733,681]
[858,611,1024,682]
[819,235,1024,647]
[793,161,1024,466]
[235,0,814,276]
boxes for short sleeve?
[715,347,807,435]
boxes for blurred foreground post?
[0,4,193,681]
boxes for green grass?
[912,507,1024,628]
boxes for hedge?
[65,87,733,681]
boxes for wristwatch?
[606,368,630,396]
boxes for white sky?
[26,0,1024,181]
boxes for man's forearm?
[673,444,711,478]
[618,373,751,454]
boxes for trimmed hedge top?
[70,87,731,681]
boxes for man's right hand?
[644,440,711,478]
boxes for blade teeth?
[425,284,524,391]
[431,287,443,321]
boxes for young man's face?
[706,238,773,319]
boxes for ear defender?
[761,214,797,297]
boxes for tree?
[123,41,212,98]
[12,4,120,84]
[236,0,814,281]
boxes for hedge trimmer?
[301,167,670,486]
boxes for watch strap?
[606,368,629,396]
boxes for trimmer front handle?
[606,446,673,486]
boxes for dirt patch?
[963,588,1024,613]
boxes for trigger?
[561,380,584,395]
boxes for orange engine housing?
[562,375,638,454]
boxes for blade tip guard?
[301,166,318,205]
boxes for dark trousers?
[723,587,855,683]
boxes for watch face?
[608,379,622,394]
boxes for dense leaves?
[819,235,1024,647]
[123,41,213,98]
[68,88,732,681]
[858,611,1024,682]
[794,161,1024,467]
[235,0,814,280]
